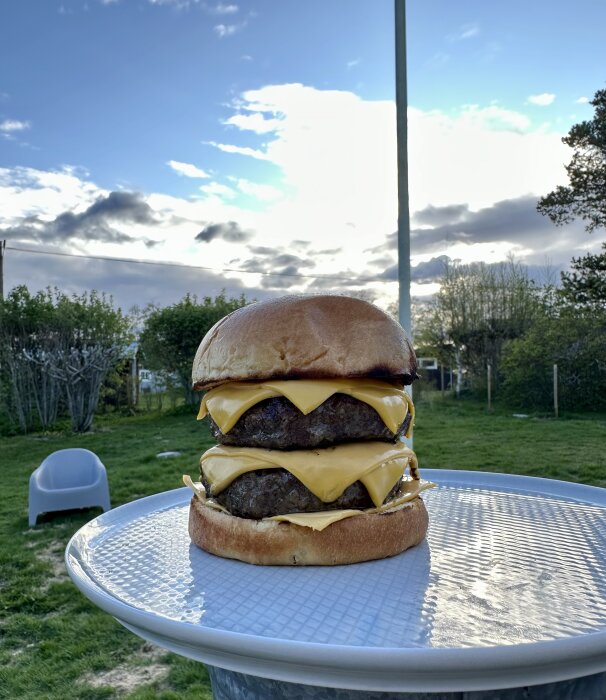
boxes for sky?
[1,0,606,318]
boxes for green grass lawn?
[414,393,606,487]
[1,396,605,699]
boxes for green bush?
[138,292,248,405]
[501,309,606,412]
[0,286,131,433]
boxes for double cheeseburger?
[184,294,434,565]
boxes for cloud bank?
[3,83,605,312]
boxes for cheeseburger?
[184,294,434,565]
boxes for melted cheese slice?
[269,479,435,530]
[183,474,435,531]
[270,510,363,530]
[197,378,415,437]
[199,441,417,508]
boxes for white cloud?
[211,2,238,13]
[347,58,361,69]
[408,105,568,212]
[450,23,480,41]
[200,181,236,198]
[528,93,556,106]
[0,166,101,222]
[456,104,531,132]
[224,112,283,134]
[167,160,210,178]
[576,96,589,104]
[207,141,271,161]
[214,22,245,37]
[147,0,195,7]
[218,85,568,217]
[235,178,283,202]
[5,84,600,312]
[0,119,31,132]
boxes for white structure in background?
[417,357,438,372]
[139,369,168,394]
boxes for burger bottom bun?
[187,496,429,566]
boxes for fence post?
[487,362,492,412]
[553,363,559,418]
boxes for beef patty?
[202,468,403,519]
[208,393,411,450]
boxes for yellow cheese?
[199,441,417,508]
[182,474,436,531]
[182,475,229,513]
[268,478,435,530]
[183,474,206,499]
[197,378,415,437]
[269,510,363,530]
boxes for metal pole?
[0,240,6,300]
[395,0,411,339]
[395,1,414,450]
[553,363,559,418]
[487,363,492,412]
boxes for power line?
[5,244,393,284]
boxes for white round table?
[65,470,606,698]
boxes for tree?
[0,286,131,433]
[416,260,541,393]
[559,243,606,310]
[0,287,60,432]
[537,88,606,310]
[501,303,606,412]
[537,88,606,233]
[138,292,248,405]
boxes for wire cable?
[5,244,393,284]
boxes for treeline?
[0,287,247,435]
[416,248,606,412]
[418,85,606,412]
[1,256,604,437]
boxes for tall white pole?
[0,240,6,300]
[395,0,411,338]
[395,1,414,451]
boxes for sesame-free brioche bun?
[192,294,417,391]
[188,495,429,566]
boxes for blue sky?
[1,0,605,314]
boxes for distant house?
[139,369,167,394]
[417,357,438,372]
[416,356,452,391]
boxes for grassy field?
[1,395,605,699]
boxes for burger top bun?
[192,294,417,391]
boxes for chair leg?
[100,489,111,512]
[29,512,38,527]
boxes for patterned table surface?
[65,470,606,692]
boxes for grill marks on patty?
[201,392,412,519]
[208,393,411,450]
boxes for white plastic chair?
[28,448,111,526]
